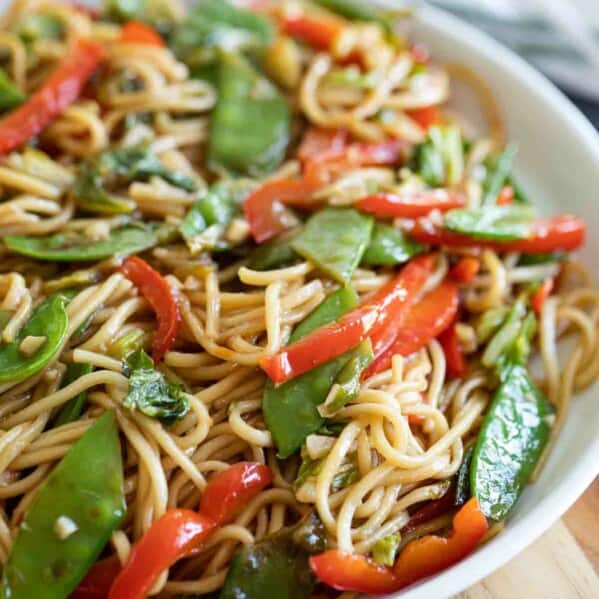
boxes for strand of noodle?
[229,400,273,448]
[238,263,313,286]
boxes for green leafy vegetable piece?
[53,363,94,426]
[444,205,535,242]
[518,252,567,266]
[371,533,400,566]
[220,513,326,599]
[481,145,517,206]
[124,350,189,424]
[4,223,167,262]
[180,179,254,252]
[291,208,373,284]
[209,51,290,176]
[0,411,125,599]
[362,223,424,266]
[74,144,196,214]
[0,294,69,384]
[108,329,149,360]
[471,364,554,520]
[263,287,359,458]
[0,69,24,111]
[414,125,464,187]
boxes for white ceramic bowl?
[384,5,599,599]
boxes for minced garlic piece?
[54,515,78,540]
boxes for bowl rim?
[386,4,599,599]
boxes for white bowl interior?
[387,6,599,599]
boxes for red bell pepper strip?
[449,256,480,283]
[260,254,437,384]
[402,485,457,535]
[282,13,346,51]
[410,215,586,254]
[298,128,349,167]
[405,106,441,129]
[120,21,165,46]
[438,322,466,379]
[365,279,458,376]
[0,38,104,155]
[393,497,488,588]
[120,257,180,363]
[199,462,272,526]
[244,178,321,243]
[107,510,215,599]
[310,551,400,595]
[71,557,121,599]
[531,277,554,315]
[496,185,515,206]
[357,189,465,219]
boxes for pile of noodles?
[0,2,598,597]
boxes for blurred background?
[430,0,599,128]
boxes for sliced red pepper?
[282,13,346,51]
[310,550,400,595]
[199,462,272,526]
[438,322,466,379]
[260,254,437,384]
[531,277,554,315]
[402,484,457,535]
[243,178,321,243]
[357,189,464,219]
[394,497,488,588]
[365,279,458,376]
[0,38,103,155]
[120,21,165,46]
[120,257,180,363]
[410,215,586,254]
[496,185,514,206]
[298,128,349,167]
[449,256,480,283]
[71,557,121,599]
[107,510,215,599]
[405,106,441,129]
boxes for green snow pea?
[263,287,359,458]
[413,125,464,187]
[4,223,169,262]
[371,533,400,566]
[220,512,326,599]
[19,13,63,43]
[362,223,424,266]
[0,69,24,111]
[248,229,300,271]
[0,410,125,599]
[0,294,69,384]
[291,208,373,284]
[444,205,535,242]
[455,446,474,506]
[481,145,517,206]
[172,0,273,67]
[209,51,291,176]
[471,364,554,521]
[53,363,94,427]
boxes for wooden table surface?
[457,478,599,598]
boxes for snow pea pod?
[0,294,68,384]
[263,287,359,458]
[248,229,300,271]
[444,205,535,242]
[0,68,24,111]
[314,0,407,33]
[481,145,517,206]
[1,410,125,599]
[291,208,373,284]
[470,364,554,520]
[3,223,167,262]
[362,223,424,266]
[209,51,290,176]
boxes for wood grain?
[457,478,599,598]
